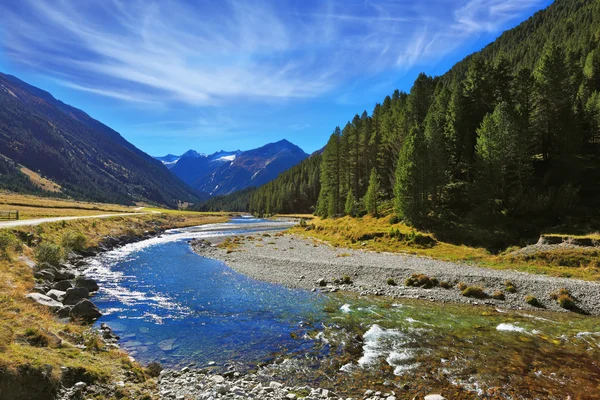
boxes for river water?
[86,218,600,399]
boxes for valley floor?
[193,232,600,315]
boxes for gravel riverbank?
[192,232,600,316]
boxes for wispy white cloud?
[0,0,547,106]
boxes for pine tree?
[395,126,428,224]
[475,102,532,213]
[364,168,380,217]
[344,190,357,217]
[532,42,577,167]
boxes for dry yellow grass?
[19,167,62,193]
[0,191,137,219]
[292,216,600,281]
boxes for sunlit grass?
[291,216,600,281]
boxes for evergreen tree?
[394,126,428,223]
[364,168,380,217]
[344,190,357,217]
[532,43,577,167]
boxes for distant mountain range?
[155,140,308,196]
[0,72,201,207]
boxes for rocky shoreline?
[191,232,600,316]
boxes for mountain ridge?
[156,139,308,197]
[0,72,202,207]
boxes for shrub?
[461,286,487,298]
[525,295,542,307]
[405,274,439,288]
[35,241,63,266]
[0,231,19,256]
[23,327,50,347]
[457,282,468,291]
[550,288,576,310]
[492,290,505,300]
[61,230,87,252]
[342,275,352,284]
[298,218,308,228]
[439,281,452,289]
[388,215,401,225]
[145,362,163,378]
[504,280,517,293]
[386,278,397,286]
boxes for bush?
[342,275,352,284]
[23,327,50,347]
[504,280,517,293]
[61,230,87,252]
[298,218,308,228]
[492,290,505,300]
[386,278,397,286]
[461,286,487,298]
[550,288,576,310]
[35,241,63,266]
[525,295,542,307]
[457,282,468,291]
[388,215,401,225]
[405,274,439,289]
[439,281,452,289]
[0,231,19,255]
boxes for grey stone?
[63,287,90,305]
[75,277,99,292]
[424,395,446,400]
[25,293,63,310]
[52,280,73,291]
[46,289,66,302]
[70,299,102,321]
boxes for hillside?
[220,0,600,243]
[0,73,201,207]
[159,140,308,197]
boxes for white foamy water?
[496,323,529,334]
[340,304,351,313]
[353,324,420,376]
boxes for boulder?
[45,289,66,302]
[33,284,51,294]
[70,299,102,321]
[63,287,90,306]
[56,306,73,318]
[25,293,63,310]
[424,395,447,400]
[34,270,55,282]
[53,268,75,281]
[75,277,99,292]
[52,280,73,291]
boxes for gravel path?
[192,233,600,315]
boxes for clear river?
[86,217,600,399]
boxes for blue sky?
[0,0,552,156]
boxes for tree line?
[203,0,600,237]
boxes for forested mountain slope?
[0,73,201,207]
[223,0,600,239]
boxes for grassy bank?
[290,216,600,281]
[0,211,229,399]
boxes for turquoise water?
[87,218,326,368]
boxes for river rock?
[75,277,99,292]
[70,299,102,321]
[34,269,55,281]
[52,280,73,291]
[45,289,66,302]
[25,293,63,310]
[424,395,446,400]
[56,305,73,318]
[63,287,90,305]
